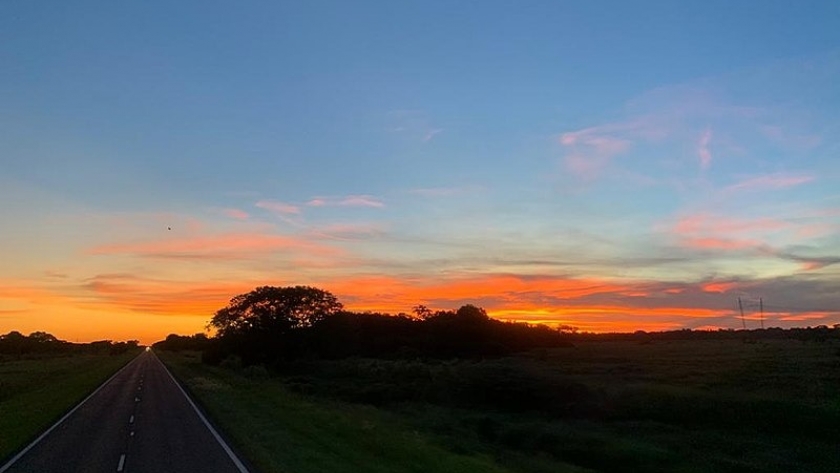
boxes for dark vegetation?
[153,285,840,473]
[0,333,141,461]
[154,285,572,364]
[0,330,139,359]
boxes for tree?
[455,304,489,322]
[412,304,434,320]
[209,286,343,338]
[28,331,58,343]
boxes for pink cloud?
[682,237,761,250]
[255,200,301,215]
[672,213,790,236]
[725,173,814,193]
[221,208,250,220]
[559,131,633,180]
[557,116,670,181]
[667,213,792,251]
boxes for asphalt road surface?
[1,350,250,473]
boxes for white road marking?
[130,431,135,437]
[0,352,145,473]
[153,351,251,473]
[134,397,140,402]
[116,453,126,472]
[129,415,134,424]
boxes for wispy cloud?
[221,208,250,220]
[308,223,386,241]
[387,109,442,144]
[221,208,251,220]
[88,233,343,260]
[255,200,301,215]
[307,195,385,208]
[423,128,443,142]
[83,273,268,316]
[697,129,713,169]
[724,173,815,193]
[559,126,635,180]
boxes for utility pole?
[759,297,764,329]
[738,297,746,330]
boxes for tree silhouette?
[209,285,343,338]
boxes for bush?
[220,355,243,370]
[243,364,270,379]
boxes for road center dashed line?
[116,453,126,472]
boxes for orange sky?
[3,267,837,345]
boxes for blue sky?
[1,1,839,342]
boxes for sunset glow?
[1,2,839,344]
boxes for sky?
[1,1,839,344]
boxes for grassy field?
[160,350,519,473]
[161,339,840,473]
[0,351,140,461]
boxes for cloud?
[559,127,634,180]
[88,233,343,260]
[724,173,815,193]
[387,110,442,144]
[423,128,443,142]
[221,208,250,220]
[308,223,386,241]
[255,200,301,215]
[307,195,385,208]
[667,213,790,251]
[83,273,268,316]
[555,53,836,188]
[697,129,712,169]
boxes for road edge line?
[0,351,144,473]
[154,351,251,473]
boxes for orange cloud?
[701,281,738,293]
[82,274,267,316]
[776,312,833,322]
[325,273,635,311]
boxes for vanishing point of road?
[1,350,250,473]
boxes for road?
[1,350,250,473]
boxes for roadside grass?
[160,339,840,473]
[159,351,548,473]
[0,351,140,461]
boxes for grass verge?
[158,351,540,473]
[0,351,140,461]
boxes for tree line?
[153,285,840,366]
[0,331,139,357]
[154,285,571,365]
